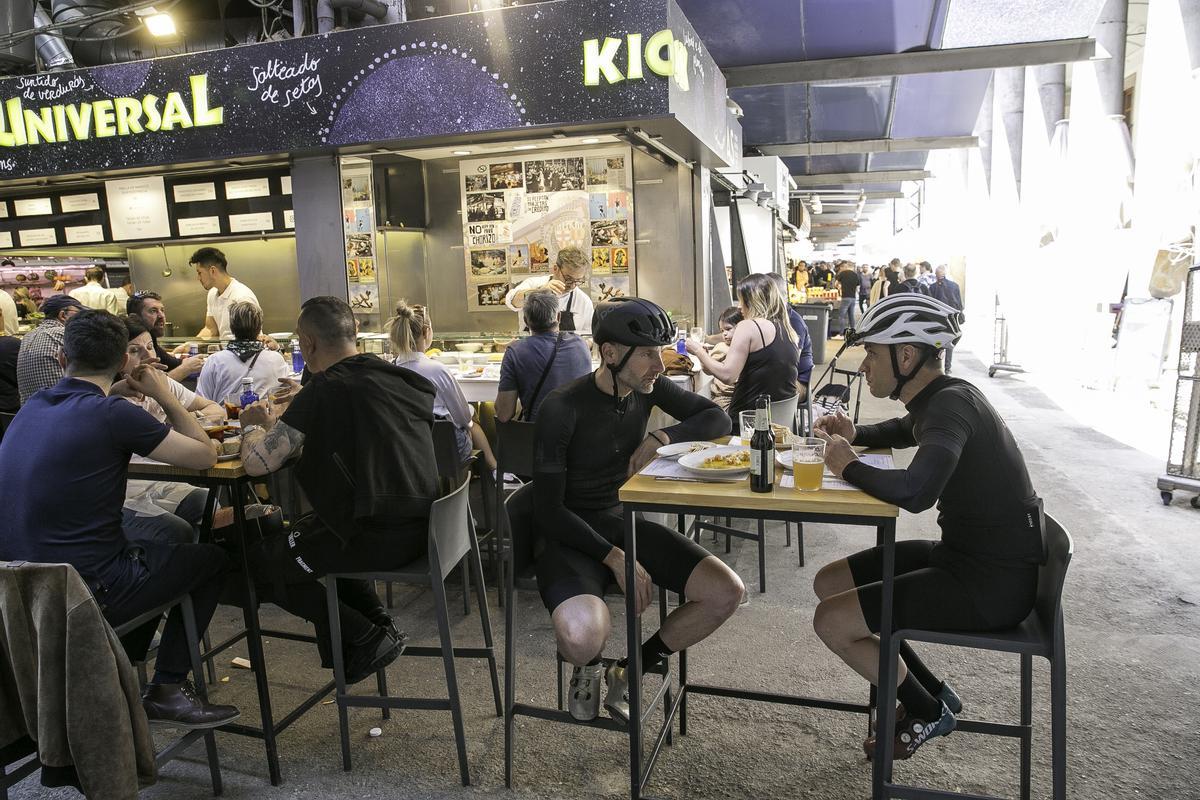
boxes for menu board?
[18,228,58,246]
[0,232,12,248]
[178,216,221,237]
[458,147,634,312]
[105,176,171,241]
[59,193,100,213]
[340,162,379,323]
[225,178,271,200]
[173,182,217,203]
[65,225,105,244]
[14,197,53,217]
[228,212,275,233]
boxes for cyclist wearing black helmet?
[809,294,1044,761]
[532,297,744,723]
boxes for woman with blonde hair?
[388,300,496,469]
[687,272,799,432]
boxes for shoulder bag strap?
[517,333,563,421]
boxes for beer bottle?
[750,394,775,493]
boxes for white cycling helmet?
[847,293,963,351]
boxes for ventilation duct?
[33,7,75,71]
[316,0,389,34]
[0,3,35,75]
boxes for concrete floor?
[11,348,1200,799]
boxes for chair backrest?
[770,394,800,433]
[427,475,474,582]
[431,419,466,488]
[1035,513,1074,631]
[503,483,537,577]
[496,420,537,478]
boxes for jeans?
[838,297,857,334]
[122,488,208,546]
[98,541,229,681]
[242,514,427,665]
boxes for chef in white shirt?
[189,246,262,340]
[69,264,125,314]
[504,246,594,335]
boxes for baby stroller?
[807,338,864,427]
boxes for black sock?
[895,672,941,723]
[151,669,188,686]
[900,642,944,696]
[639,632,674,672]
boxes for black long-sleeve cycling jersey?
[843,376,1044,563]
[532,373,731,561]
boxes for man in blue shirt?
[0,310,239,729]
[495,289,593,422]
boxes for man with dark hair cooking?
[531,297,744,723]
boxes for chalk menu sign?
[0,0,738,182]
[105,176,171,241]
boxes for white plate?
[678,445,752,477]
[656,441,718,458]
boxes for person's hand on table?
[125,363,172,403]
[239,399,277,430]
[813,409,856,442]
[814,428,858,478]
[628,431,667,476]
[604,547,653,616]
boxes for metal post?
[976,74,995,193]
[996,66,1027,198]
[1032,64,1066,141]
[1093,0,1129,118]
[292,155,350,302]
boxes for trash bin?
[794,303,830,364]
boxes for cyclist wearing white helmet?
[529,297,744,724]
[809,293,1044,762]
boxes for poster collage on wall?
[459,147,634,313]
[340,163,380,323]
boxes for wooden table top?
[127,458,249,480]
[619,446,898,519]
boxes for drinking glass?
[222,394,242,421]
[689,326,705,342]
[738,410,756,439]
[791,437,826,492]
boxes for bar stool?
[881,514,1073,800]
[323,475,501,785]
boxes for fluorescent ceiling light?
[580,138,601,145]
[452,150,472,156]
[513,144,538,151]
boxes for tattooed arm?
[239,399,305,476]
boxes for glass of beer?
[791,437,826,491]
[222,394,242,421]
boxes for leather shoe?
[142,681,240,729]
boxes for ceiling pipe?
[316,0,388,34]
[32,6,74,70]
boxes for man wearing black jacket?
[240,296,440,683]
[532,298,743,724]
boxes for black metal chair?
[323,475,501,786]
[881,514,1072,800]
[0,562,223,798]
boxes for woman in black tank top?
[688,274,800,433]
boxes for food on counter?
[425,348,443,357]
[701,450,751,470]
[487,353,503,363]
[455,342,483,353]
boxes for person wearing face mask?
[504,246,594,334]
[525,297,743,724]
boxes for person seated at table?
[706,306,741,412]
[115,315,224,546]
[687,273,798,434]
[810,294,1044,761]
[16,294,83,404]
[388,300,496,470]
[196,301,292,403]
[239,296,441,684]
[127,290,207,383]
[0,309,239,729]
[532,297,743,723]
[495,289,592,422]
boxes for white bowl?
[455,342,483,353]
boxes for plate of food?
[678,445,752,477]
[656,440,717,458]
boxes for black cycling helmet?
[591,297,674,347]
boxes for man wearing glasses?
[127,291,207,383]
[505,246,594,334]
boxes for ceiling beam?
[760,135,977,157]
[791,170,930,186]
[724,37,1098,88]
